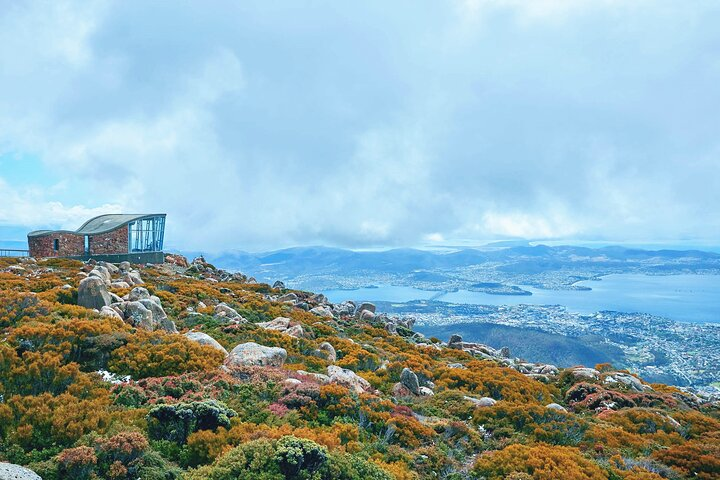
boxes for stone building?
[28,214,166,263]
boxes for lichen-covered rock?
[225,342,287,367]
[78,276,112,310]
[123,301,154,330]
[400,367,420,395]
[0,463,42,480]
[327,365,371,394]
[185,331,228,355]
[128,286,151,301]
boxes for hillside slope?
[0,255,718,479]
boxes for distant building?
[28,214,166,263]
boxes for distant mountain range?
[197,244,720,292]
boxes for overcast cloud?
[1,0,719,251]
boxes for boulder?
[119,261,131,271]
[185,331,228,355]
[358,309,375,321]
[100,305,123,321]
[123,301,154,330]
[165,253,189,267]
[277,293,298,303]
[111,281,131,289]
[464,396,496,407]
[448,334,463,349]
[400,367,420,395]
[285,324,306,338]
[310,306,334,318]
[225,342,287,368]
[356,302,376,314]
[97,261,118,273]
[88,265,112,286]
[546,403,567,412]
[258,317,291,331]
[332,301,356,316]
[499,346,511,358]
[0,463,42,480]
[273,280,286,289]
[128,286,151,301]
[606,372,647,392]
[570,367,600,381]
[327,365,371,394]
[317,342,337,363]
[78,276,112,310]
[419,386,435,396]
[215,303,242,320]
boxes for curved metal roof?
[28,214,165,237]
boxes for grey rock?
[464,396,496,407]
[358,309,375,321]
[88,265,112,286]
[317,342,337,363]
[123,301,154,330]
[111,281,131,289]
[277,293,298,303]
[225,342,287,368]
[546,403,567,412]
[285,324,306,338]
[356,302,376,314]
[310,306,334,318]
[500,346,511,358]
[119,261,131,272]
[185,331,228,355]
[128,286,151,301]
[570,367,600,380]
[258,317,291,331]
[100,305,123,321]
[400,367,420,395]
[419,386,434,396]
[214,303,242,320]
[0,463,42,480]
[327,365,371,394]
[272,280,286,289]
[78,276,112,310]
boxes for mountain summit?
[0,254,717,479]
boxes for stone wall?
[89,225,129,254]
[28,232,84,258]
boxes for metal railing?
[0,248,30,257]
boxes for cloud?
[0,1,719,250]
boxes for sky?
[1,0,719,252]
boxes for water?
[322,274,720,323]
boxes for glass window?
[128,216,165,252]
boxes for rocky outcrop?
[225,342,287,367]
[327,365,371,394]
[78,276,112,310]
[0,463,42,480]
[185,331,228,355]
